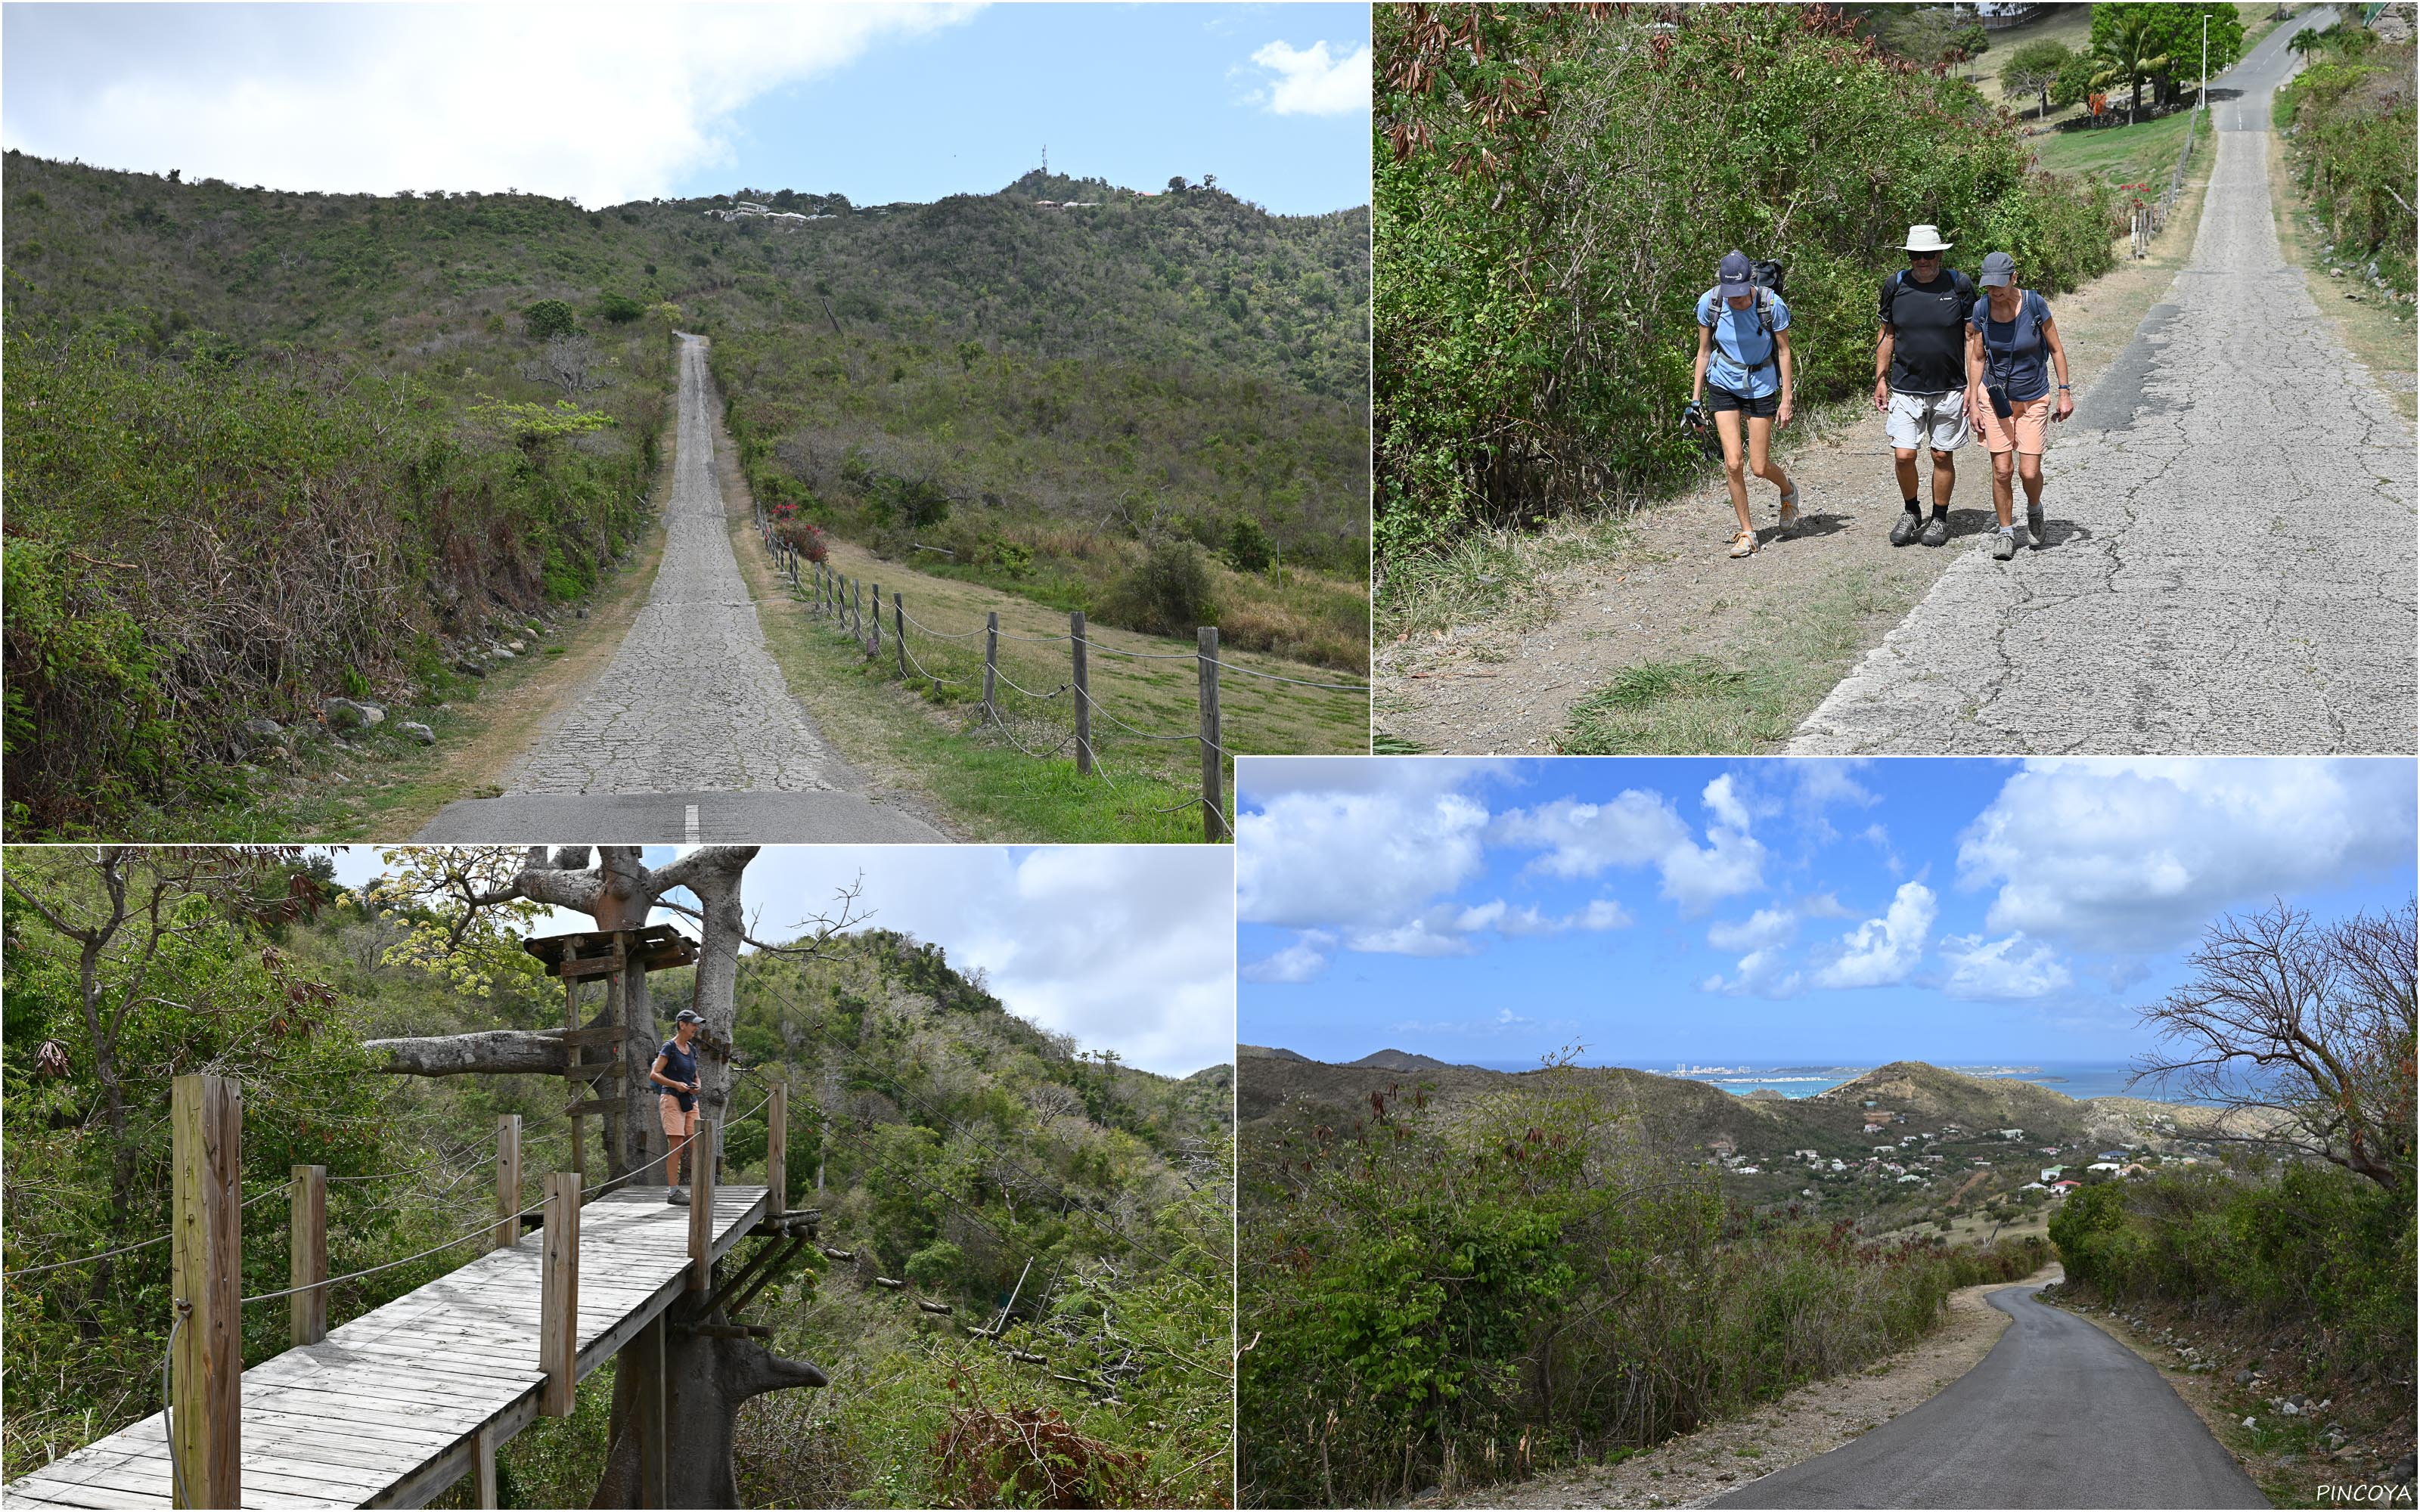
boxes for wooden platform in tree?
[5,1185,768,1510]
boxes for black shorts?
[1707,387,1779,418]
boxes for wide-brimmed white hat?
[1903,224,1954,253]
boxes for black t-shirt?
[1879,268,1978,393]
[658,1037,698,1111]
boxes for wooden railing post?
[893,593,908,680]
[982,612,1000,720]
[290,1163,327,1347]
[492,1114,523,1252]
[767,1083,788,1216]
[1197,626,1225,842]
[1071,610,1092,776]
[867,583,881,659]
[852,578,863,635]
[540,1173,581,1418]
[171,1072,240,1508]
[688,1120,718,1291]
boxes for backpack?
[1705,263,1786,375]
[1882,266,1978,325]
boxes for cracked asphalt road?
[1716,1283,2268,1510]
[417,336,942,841]
[1792,8,2416,754]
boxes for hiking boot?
[667,1186,690,1207]
[2026,500,2046,548]
[1889,510,1922,547]
[1990,528,2018,562]
[1920,513,1952,548]
[1777,489,1801,538]
[1729,529,1759,559]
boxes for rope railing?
[758,530,1373,838]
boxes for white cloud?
[1703,774,1752,832]
[1815,882,1938,988]
[1860,824,1903,875]
[1237,788,1491,929]
[1493,790,1766,914]
[1,5,976,207]
[1708,906,1796,953]
[1246,39,1371,116]
[1796,761,1880,811]
[1242,931,1333,984]
[1959,759,2416,953]
[1938,932,2071,1000]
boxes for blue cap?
[675,1009,706,1024]
[1717,249,1754,299]
[1979,251,2017,287]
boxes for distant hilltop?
[1239,1045,1485,1074]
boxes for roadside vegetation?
[2274,20,2417,301]
[2,847,1232,1507]
[1238,1058,2047,1507]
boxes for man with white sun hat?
[1873,223,1978,548]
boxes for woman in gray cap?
[1692,249,1800,559]
[1965,250,2074,561]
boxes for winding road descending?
[1717,1282,2268,1510]
[417,336,942,841]
[1792,8,2416,754]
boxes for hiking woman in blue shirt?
[1963,250,2074,561]
[1692,250,1802,559]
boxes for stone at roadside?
[507,640,526,653]
[576,607,590,619]
[324,698,373,730]
[455,658,487,678]
[492,645,517,660]
[243,717,287,742]
[401,721,436,746]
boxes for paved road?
[418,336,942,841]
[1793,8,2415,754]
[1717,1282,2268,1509]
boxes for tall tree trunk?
[590,1294,829,1508]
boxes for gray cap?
[1978,251,2017,287]
[674,1009,706,1025]
[1716,249,1754,299]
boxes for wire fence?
[756,511,1367,841]
[2131,95,2204,256]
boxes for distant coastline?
[1450,1058,2195,1103]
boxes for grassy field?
[2029,104,2202,183]
[732,456,1368,841]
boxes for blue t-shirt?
[1696,287,1790,400]
[1970,289,2054,404]
[657,1037,698,1111]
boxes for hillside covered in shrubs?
[2276,21,2418,300]
[1,153,1369,834]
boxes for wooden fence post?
[1071,610,1092,776]
[540,1173,581,1418]
[290,1163,327,1347]
[171,1072,240,1508]
[688,1119,718,1291]
[1197,626,1224,843]
[852,579,863,635]
[492,1114,523,1252]
[867,583,881,659]
[562,978,585,1186]
[767,1082,788,1216]
[893,593,908,680]
[982,612,1000,720]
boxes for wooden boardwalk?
[5,1185,769,1510]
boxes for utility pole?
[2201,13,2209,116]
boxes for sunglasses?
[1907,251,1944,261]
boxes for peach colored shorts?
[1975,392,2051,455]
[659,1095,697,1139]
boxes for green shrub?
[523,298,580,339]
[1224,516,1276,573]
[903,1240,967,1292]
[594,292,646,324]
[1106,541,1216,636]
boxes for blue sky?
[1236,758,2418,1067]
[329,844,1234,1077]
[2,3,1370,215]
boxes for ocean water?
[1465,1061,2203,1104]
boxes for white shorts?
[1886,389,1970,452]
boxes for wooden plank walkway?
[5,1185,769,1510]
